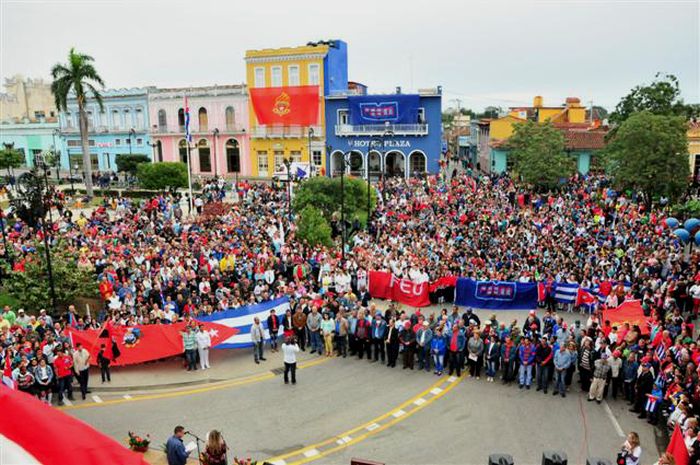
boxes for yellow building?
[245,40,348,177]
[689,120,700,180]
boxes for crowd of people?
[1,168,700,463]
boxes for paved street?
[65,308,661,465]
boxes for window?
[409,151,427,174]
[86,111,94,129]
[198,107,208,132]
[273,150,284,172]
[65,112,72,128]
[312,150,322,167]
[308,63,320,85]
[136,138,143,145]
[70,154,99,171]
[158,109,167,130]
[112,110,121,130]
[115,139,121,146]
[124,109,131,127]
[225,107,235,130]
[198,139,211,172]
[225,139,240,173]
[290,150,302,163]
[104,153,111,170]
[34,111,45,120]
[271,66,282,87]
[338,110,349,125]
[177,108,185,131]
[254,67,265,87]
[135,108,144,129]
[288,65,300,86]
[179,139,188,164]
[257,151,269,174]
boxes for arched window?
[409,151,427,175]
[178,139,188,164]
[86,111,93,129]
[198,138,211,172]
[112,110,121,130]
[64,112,72,128]
[135,108,144,129]
[158,109,167,131]
[156,140,163,162]
[177,108,185,131]
[198,107,208,132]
[225,139,240,173]
[225,107,235,131]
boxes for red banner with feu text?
[250,85,320,125]
[369,271,431,307]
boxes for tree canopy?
[296,206,333,247]
[606,111,689,207]
[0,145,25,174]
[293,176,376,224]
[506,120,575,190]
[116,154,151,175]
[137,162,188,190]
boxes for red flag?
[67,321,238,367]
[369,271,430,307]
[667,424,689,465]
[2,355,15,390]
[603,300,650,335]
[576,288,597,307]
[428,276,457,293]
[537,283,547,302]
[250,86,320,125]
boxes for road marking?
[448,376,457,382]
[603,401,625,438]
[59,357,331,411]
[123,395,132,400]
[430,387,443,395]
[91,395,103,403]
[302,449,319,458]
[266,373,465,465]
[269,460,287,465]
[391,409,405,418]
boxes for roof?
[563,129,607,150]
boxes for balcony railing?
[335,123,428,136]
[150,125,246,135]
[251,125,322,139]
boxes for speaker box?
[488,453,515,465]
[542,451,568,465]
[587,459,612,465]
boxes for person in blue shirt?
[166,426,190,465]
[553,344,573,397]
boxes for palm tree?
[51,48,105,197]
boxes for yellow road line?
[60,356,331,411]
[267,373,465,464]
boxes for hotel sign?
[346,139,411,149]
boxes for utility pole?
[589,100,594,124]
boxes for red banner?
[67,321,238,366]
[428,275,457,293]
[250,85,320,125]
[603,300,650,335]
[369,271,430,307]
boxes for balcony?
[251,125,322,139]
[335,123,428,136]
[151,125,246,135]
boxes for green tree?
[673,199,700,219]
[610,73,698,127]
[296,206,333,247]
[51,48,105,197]
[3,246,98,311]
[606,111,689,208]
[506,120,575,190]
[116,154,151,176]
[137,162,188,190]
[0,144,25,177]
[293,176,376,225]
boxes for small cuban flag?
[296,167,308,179]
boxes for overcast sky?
[1,0,698,111]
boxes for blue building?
[324,87,442,179]
[58,88,152,172]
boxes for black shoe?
[519,385,524,389]
[588,398,594,402]
[284,381,289,384]
[597,400,602,404]
[562,393,566,398]
[403,366,408,369]
[82,394,86,400]
[68,396,74,401]
[552,391,558,396]
[638,413,647,419]
[543,390,548,394]
[310,350,316,354]
[260,357,267,361]
[255,360,260,364]
[86,390,92,394]
[526,385,530,390]
[536,387,542,392]
[292,381,296,385]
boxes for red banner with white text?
[369,271,431,307]
[250,85,320,125]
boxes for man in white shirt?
[72,343,91,400]
[282,337,300,385]
[195,325,212,370]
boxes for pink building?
[148,85,250,176]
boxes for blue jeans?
[310,331,322,353]
[185,349,197,370]
[555,369,566,395]
[486,360,498,377]
[269,332,279,350]
[519,364,532,386]
[254,342,264,362]
[536,364,551,390]
[432,353,444,373]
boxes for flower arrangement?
[233,458,258,465]
[127,431,151,452]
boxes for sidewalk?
[88,344,321,393]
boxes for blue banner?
[348,94,420,125]
[455,278,538,310]
[196,297,290,349]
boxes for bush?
[137,162,189,190]
[296,206,333,247]
[116,154,151,175]
[673,199,700,219]
[293,176,376,224]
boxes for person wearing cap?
[15,309,30,328]
[588,353,611,403]
[416,321,433,372]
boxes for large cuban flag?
[196,297,290,349]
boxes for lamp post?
[307,126,315,174]
[128,128,136,156]
[367,138,382,230]
[338,150,351,264]
[148,141,158,162]
[380,124,394,201]
[282,157,292,220]
[212,128,219,176]
[52,128,61,183]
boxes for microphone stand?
[184,431,204,465]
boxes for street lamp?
[127,128,136,156]
[329,145,352,264]
[52,128,61,183]
[282,157,292,220]
[212,128,220,177]
[307,126,315,174]
[367,137,382,230]
[148,141,158,162]
[380,124,394,201]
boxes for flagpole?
[186,142,194,215]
